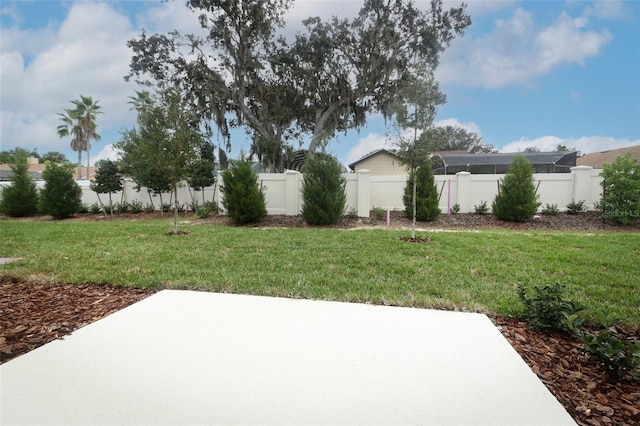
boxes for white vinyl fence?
[2,166,603,217]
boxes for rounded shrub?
[403,162,440,222]
[492,154,540,222]
[301,154,346,225]
[220,160,267,225]
[39,162,82,220]
[600,152,640,225]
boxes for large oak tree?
[126,0,470,171]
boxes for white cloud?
[501,135,640,154]
[0,2,140,159]
[535,13,611,73]
[437,6,613,88]
[345,132,395,164]
[92,144,122,165]
[446,0,516,17]
[434,118,482,136]
[583,0,631,21]
[137,0,202,35]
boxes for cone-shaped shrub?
[0,158,39,217]
[492,154,540,222]
[220,160,267,225]
[302,154,346,225]
[403,162,440,222]
[39,162,82,220]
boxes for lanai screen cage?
[431,151,578,175]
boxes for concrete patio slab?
[1,290,576,425]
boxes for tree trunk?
[96,193,107,217]
[172,185,179,234]
[86,147,90,180]
[147,190,155,210]
[77,150,82,180]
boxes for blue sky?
[1,0,639,168]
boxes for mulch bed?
[495,316,639,425]
[1,211,638,425]
[0,281,155,364]
[2,281,637,425]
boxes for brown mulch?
[495,316,640,426]
[1,211,638,425]
[0,281,155,364]
[199,210,640,232]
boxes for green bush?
[601,152,640,225]
[566,199,585,215]
[302,155,346,225]
[0,158,39,217]
[113,202,131,214]
[517,283,584,331]
[196,201,218,219]
[403,163,440,222]
[129,200,144,213]
[372,207,386,220]
[565,311,640,380]
[221,160,267,225]
[492,154,540,222]
[541,203,559,215]
[474,201,488,215]
[450,203,460,214]
[89,202,102,214]
[39,162,82,220]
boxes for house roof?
[576,145,640,169]
[433,151,577,167]
[348,149,399,171]
[0,163,97,180]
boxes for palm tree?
[57,109,84,180]
[57,96,102,179]
[128,90,154,124]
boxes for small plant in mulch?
[399,236,432,243]
[517,283,585,332]
[165,230,191,236]
[565,311,640,380]
[473,201,489,215]
[541,203,559,215]
[566,199,586,215]
[518,283,639,381]
[372,207,386,220]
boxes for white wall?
[1,167,603,217]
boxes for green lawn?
[1,219,639,324]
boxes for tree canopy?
[126,0,470,171]
[419,125,496,153]
[0,148,40,164]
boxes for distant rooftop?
[577,145,640,169]
[432,151,578,174]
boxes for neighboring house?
[577,145,640,169]
[431,151,578,175]
[348,149,408,175]
[0,162,97,181]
